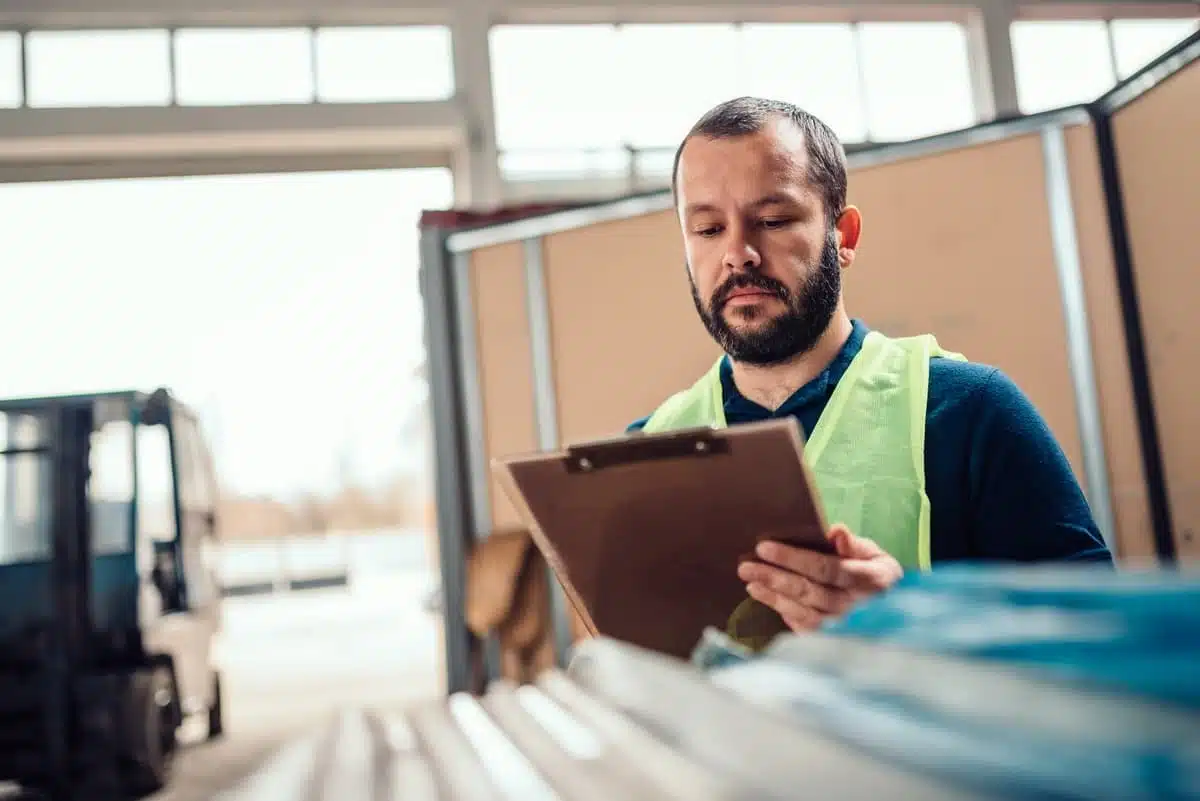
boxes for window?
[499,149,631,179]
[618,24,743,149]
[0,32,20,108]
[90,418,134,555]
[858,22,975,140]
[136,424,177,543]
[741,23,868,143]
[174,28,313,105]
[25,29,171,107]
[490,25,625,151]
[1011,21,1117,113]
[0,412,51,565]
[493,20,985,181]
[315,26,453,102]
[1111,18,1199,79]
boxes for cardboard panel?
[1113,58,1200,561]
[1064,122,1156,562]
[844,134,1084,479]
[468,243,538,531]
[541,209,722,444]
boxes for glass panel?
[90,418,134,555]
[1011,21,1116,114]
[25,29,171,107]
[315,26,453,102]
[0,412,51,565]
[618,24,743,149]
[499,148,631,179]
[1110,18,1199,79]
[175,27,313,105]
[490,25,624,150]
[0,31,20,108]
[741,23,869,143]
[859,22,975,140]
[136,424,177,543]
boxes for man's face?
[676,119,842,365]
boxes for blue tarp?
[823,564,1200,709]
[693,565,1200,801]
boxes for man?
[628,97,1112,639]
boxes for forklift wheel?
[207,672,225,740]
[120,666,178,796]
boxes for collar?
[719,319,870,413]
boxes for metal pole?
[447,248,505,685]
[420,229,481,694]
[522,237,576,667]
[1040,125,1117,551]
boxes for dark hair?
[671,96,848,223]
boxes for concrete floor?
[152,569,443,801]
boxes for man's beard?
[690,229,841,366]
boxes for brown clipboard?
[492,418,832,659]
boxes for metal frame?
[1083,29,1200,560]
[1039,124,1116,549]
[418,227,477,695]
[521,237,576,666]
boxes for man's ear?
[835,206,862,267]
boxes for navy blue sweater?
[628,320,1112,564]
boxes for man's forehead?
[677,121,811,200]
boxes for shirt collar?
[719,319,870,412]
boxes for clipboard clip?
[565,426,729,473]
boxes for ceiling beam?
[0,0,1194,30]
[0,101,464,170]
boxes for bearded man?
[628,97,1111,638]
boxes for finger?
[782,612,824,632]
[739,562,853,614]
[828,525,886,560]
[754,540,853,590]
[839,557,904,592]
[746,582,824,631]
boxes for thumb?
[828,524,884,559]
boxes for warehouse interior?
[1,1,1198,799]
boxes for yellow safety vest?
[641,330,966,648]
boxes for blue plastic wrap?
[695,565,1200,800]
[820,564,1200,708]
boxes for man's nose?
[722,229,762,272]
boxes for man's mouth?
[723,288,779,306]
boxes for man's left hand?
[736,524,903,632]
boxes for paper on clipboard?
[492,418,832,659]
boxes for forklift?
[0,388,224,800]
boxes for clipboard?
[492,418,833,659]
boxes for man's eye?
[760,218,791,229]
[696,226,723,237]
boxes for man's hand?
[735,524,903,632]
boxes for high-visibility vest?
[642,330,966,647]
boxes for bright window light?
[0,32,21,107]
[490,25,625,150]
[1011,21,1116,114]
[25,29,171,107]
[315,26,453,102]
[175,28,313,106]
[858,22,976,140]
[617,24,743,149]
[1110,18,1199,79]
[741,23,869,143]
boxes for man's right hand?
[736,523,903,631]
